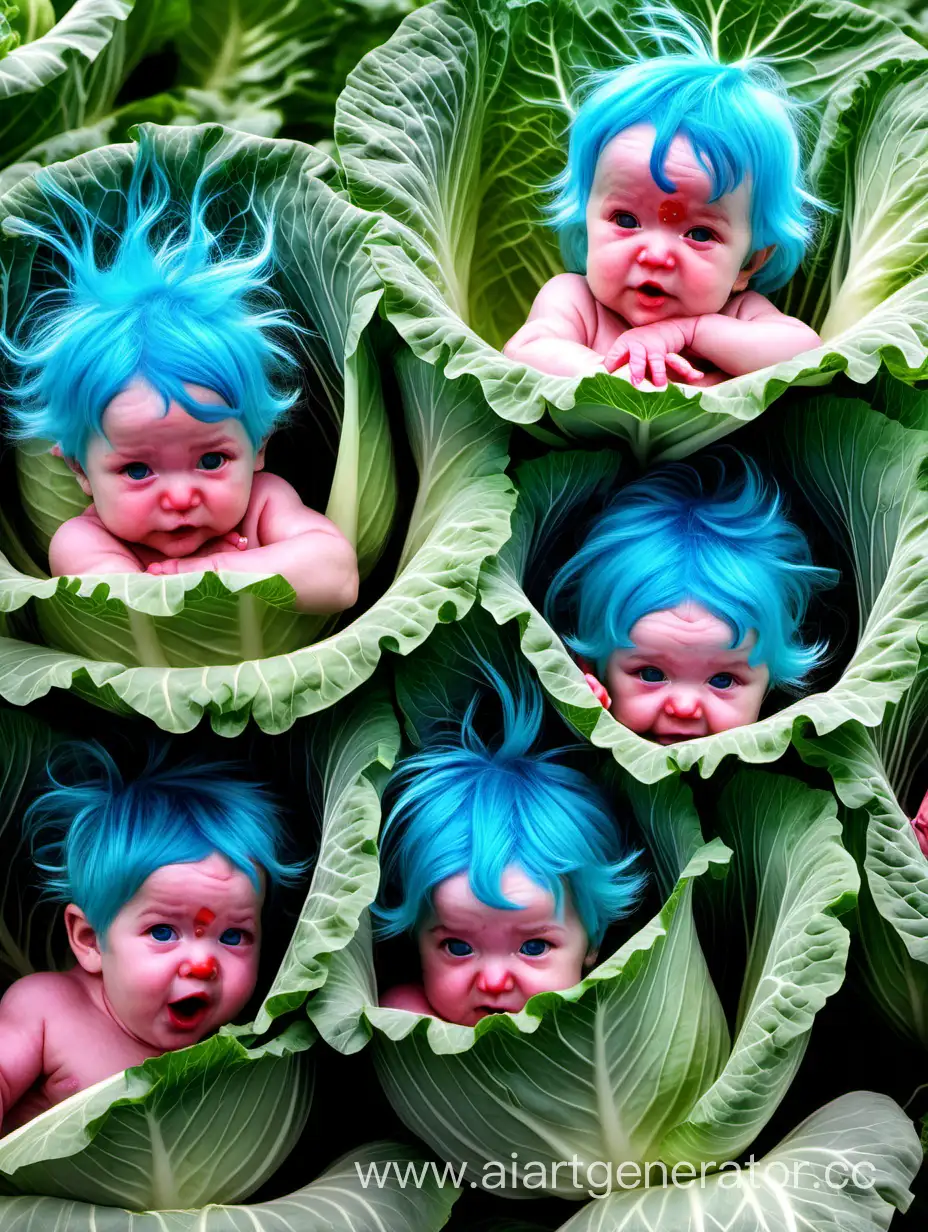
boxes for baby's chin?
[138,526,221,558]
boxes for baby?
[504,42,822,386]
[2,131,358,615]
[0,743,304,1133]
[547,455,837,742]
[375,673,644,1026]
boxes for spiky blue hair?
[2,128,301,465]
[549,16,820,292]
[546,454,838,690]
[374,670,645,947]
[25,742,307,943]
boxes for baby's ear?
[583,945,599,970]
[64,904,103,974]
[733,245,775,293]
[254,441,268,473]
[54,448,94,497]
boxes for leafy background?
[0,0,924,1229]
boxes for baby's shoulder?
[534,272,599,310]
[720,289,776,320]
[0,970,82,1021]
[379,983,434,1015]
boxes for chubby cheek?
[676,254,741,315]
[608,679,662,732]
[585,238,631,304]
[218,953,260,1016]
[704,690,764,734]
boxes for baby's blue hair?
[26,742,306,943]
[547,455,838,690]
[549,20,820,292]
[374,671,645,947]
[2,128,300,465]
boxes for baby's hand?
[147,554,222,576]
[583,672,612,711]
[604,320,702,388]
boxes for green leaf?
[556,1092,921,1232]
[480,397,928,781]
[0,1024,314,1206]
[337,0,928,458]
[0,1140,460,1229]
[176,0,420,142]
[7,1,55,45]
[659,771,859,1166]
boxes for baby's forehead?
[592,124,745,213]
[127,854,264,915]
[96,379,243,446]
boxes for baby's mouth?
[167,993,211,1031]
[635,281,667,301]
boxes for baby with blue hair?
[0,744,304,1132]
[375,672,645,1026]
[548,455,837,741]
[2,130,358,614]
[504,24,822,386]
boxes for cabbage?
[0,124,515,733]
[334,0,928,459]
[477,394,928,780]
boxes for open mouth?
[167,993,211,1030]
[637,282,665,297]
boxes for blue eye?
[638,666,666,683]
[149,924,176,942]
[519,939,549,957]
[443,938,473,957]
[708,672,735,689]
[614,212,639,229]
[198,452,226,471]
[123,462,152,481]
[686,227,715,242]
[219,928,245,946]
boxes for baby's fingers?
[223,531,248,550]
[665,353,703,382]
[604,342,630,373]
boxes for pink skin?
[380,867,596,1028]
[48,378,359,614]
[0,854,263,1131]
[911,791,928,859]
[503,124,820,384]
[596,601,769,742]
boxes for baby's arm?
[149,473,359,615]
[689,292,821,376]
[503,274,610,378]
[48,511,144,577]
[0,976,50,1127]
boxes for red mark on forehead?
[194,907,216,937]
[658,198,686,225]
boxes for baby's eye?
[123,462,152,481]
[219,928,247,946]
[148,924,177,942]
[198,452,226,471]
[686,226,716,243]
[638,666,667,683]
[519,939,550,957]
[613,211,639,229]
[442,938,474,957]
[708,672,735,689]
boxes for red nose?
[180,956,218,980]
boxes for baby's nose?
[179,955,219,980]
[159,483,202,512]
[475,963,516,995]
[637,241,676,270]
[664,691,703,720]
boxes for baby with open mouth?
[504,25,821,387]
[0,743,303,1133]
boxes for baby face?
[97,853,263,1051]
[606,601,769,742]
[585,124,759,326]
[418,866,592,1027]
[76,378,262,557]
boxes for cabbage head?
[334,0,928,459]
